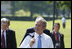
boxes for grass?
[9,19,71,48]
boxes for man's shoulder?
[7,29,15,33]
[44,29,50,33]
[26,27,35,33]
[59,33,64,37]
[25,33,34,39]
[43,33,51,39]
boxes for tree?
[11,1,54,18]
[11,1,15,16]
[56,1,71,18]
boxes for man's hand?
[30,38,35,47]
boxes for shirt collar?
[53,30,59,34]
[1,29,6,34]
[34,32,44,39]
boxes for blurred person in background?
[1,18,17,48]
[51,23,65,48]
[62,17,66,29]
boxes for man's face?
[54,25,60,31]
[1,21,8,30]
[35,21,45,34]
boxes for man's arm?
[19,36,32,48]
[11,30,17,48]
[61,34,65,48]
[19,28,35,46]
[48,37,54,48]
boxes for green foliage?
[56,1,71,10]
[1,1,71,18]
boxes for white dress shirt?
[19,32,54,48]
[62,17,66,23]
[1,29,7,48]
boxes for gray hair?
[35,16,47,27]
[1,18,10,25]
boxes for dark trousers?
[63,23,65,28]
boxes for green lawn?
[10,19,71,48]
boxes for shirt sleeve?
[19,36,31,48]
